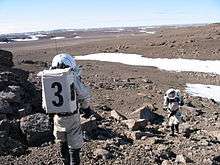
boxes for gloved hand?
[80,106,93,118]
[80,106,102,120]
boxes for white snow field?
[76,53,220,102]
[76,53,220,75]
[186,84,220,102]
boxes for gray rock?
[202,158,213,165]
[161,160,172,165]
[208,131,220,141]
[197,139,209,146]
[124,130,154,140]
[122,119,147,131]
[175,154,186,164]
[111,110,127,121]
[93,148,111,160]
[20,113,53,146]
[130,105,156,122]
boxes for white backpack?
[38,68,77,114]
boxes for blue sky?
[0,0,220,34]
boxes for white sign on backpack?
[38,68,77,114]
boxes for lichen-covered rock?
[20,113,53,146]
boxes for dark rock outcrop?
[20,113,53,146]
[0,50,14,68]
[0,119,27,156]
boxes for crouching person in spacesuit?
[39,53,94,165]
[163,88,184,136]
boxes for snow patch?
[74,36,81,39]
[51,37,65,40]
[12,35,39,42]
[0,42,9,44]
[67,29,76,32]
[104,31,121,33]
[139,31,156,34]
[76,53,220,75]
[34,34,47,37]
[185,84,220,102]
[104,29,124,33]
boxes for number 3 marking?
[51,82,64,107]
[70,83,75,101]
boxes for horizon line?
[0,22,218,36]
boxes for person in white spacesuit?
[49,53,94,165]
[163,88,184,136]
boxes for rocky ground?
[0,24,220,164]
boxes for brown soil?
[0,24,220,164]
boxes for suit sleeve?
[74,75,91,103]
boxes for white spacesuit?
[49,53,93,165]
[163,88,184,136]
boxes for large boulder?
[20,113,53,146]
[130,106,156,121]
[130,105,164,124]
[0,50,14,68]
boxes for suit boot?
[175,124,179,134]
[60,142,70,165]
[171,124,175,136]
[69,148,80,165]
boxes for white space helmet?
[166,88,176,99]
[51,53,76,69]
